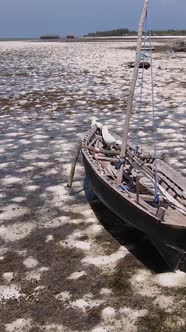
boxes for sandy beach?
[0,40,186,332]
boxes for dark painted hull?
[82,148,186,272]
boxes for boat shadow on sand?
[84,177,169,274]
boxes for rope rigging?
[135,11,148,154]
[134,1,159,199]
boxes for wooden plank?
[156,206,166,221]
[95,156,119,162]
[156,160,186,192]
[81,144,119,156]
[158,173,186,199]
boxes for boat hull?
[82,151,186,272]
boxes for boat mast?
[120,0,149,159]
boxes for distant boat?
[128,61,150,69]
[173,40,186,52]
[66,35,75,40]
[141,46,155,51]
[40,34,60,40]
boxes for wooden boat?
[128,61,150,69]
[173,40,186,52]
[81,125,186,271]
[141,46,155,52]
[71,0,186,271]
[40,34,60,40]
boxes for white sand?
[71,293,104,312]
[0,222,35,242]
[6,319,32,332]
[0,204,30,223]
[55,291,72,302]
[154,270,186,288]
[82,247,129,267]
[0,284,24,301]
[23,257,39,269]
[67,271,87,280]
[26,267,49,282]
[3,272,14,284]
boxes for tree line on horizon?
[84,28,186,37]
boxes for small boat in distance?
[80,0,186,271]
[40,34,60,40]
[128,61,150,69]
[173,40,186,52]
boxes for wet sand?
[0,41,185,332]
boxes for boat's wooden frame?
[81,126,186,271]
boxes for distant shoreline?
[0,36,185,43]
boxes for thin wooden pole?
[117,0,149,182]
[67,140,82,188]
[136,176,140,204]
[121,0,148,157]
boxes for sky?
[0,0,185,38]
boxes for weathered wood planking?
[156,160,186,195]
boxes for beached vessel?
[40,34,60,40]
[128,61,150,69]
[173,40,186,52]
[80,0,186,271]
